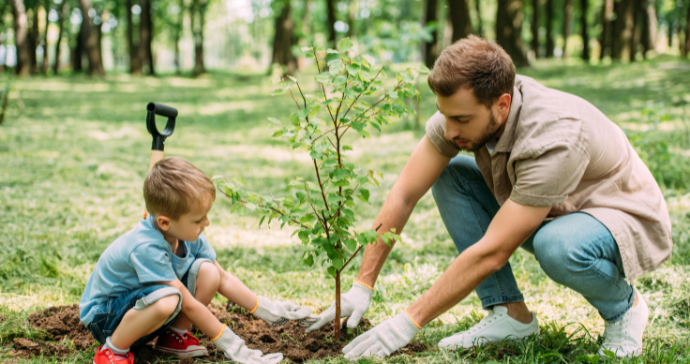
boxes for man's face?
[436,88,511,152]
[158,194,213,243]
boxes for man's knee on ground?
[149,294,180,318]
[197,261,221,290]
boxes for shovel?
[144,102,178,219]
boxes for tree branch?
[311,44,336,123]
[217,186,309,229]
[313,159,330,212]
[340,223,383,272]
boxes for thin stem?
[329,183,359,221]
[312,44,336,123]
[287,87,301,109]
[313,159,330,212]
[341,67,385,120]
[216,186,309,229]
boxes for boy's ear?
[156,215,172,231]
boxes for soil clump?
[5,304,428,363]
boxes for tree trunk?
[598,0,613,59]
[448,0,472,42]
[138,0,154,75]
[347,0,356,39]
[191,0,206,76]
[73,24,84,72]
[545,0,554,57]
[97,15,104,70]
[612,0,635,60]
[629,0,641,61]
[496,0,529,67]
[638,0,656,57]
[531,0,540,58]
[562,0,572,58]
[422,0,438,68]
[79,0,104,75]
[474,0,483,36]
[334,271,341,341]
[42,0,50,74]
[126,0,141,74]
[326,0,336,47]
[271,0,297,74]
[685,1,690,58]
[10,0,31,76]
[53,0,68,74]
[580,0,589,60]
[0,1,6,73]
[29,7,38,72]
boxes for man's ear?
[156,215,172,232]
[496,93,512,117]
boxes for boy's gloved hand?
[213,326,283,364]
[252,296,313,326]
[305,282,373,333]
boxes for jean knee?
[431,156,480,201]
[533,233,575,284]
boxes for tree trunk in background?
[612,0,635,60]
[640,0,656,58]
[666,13,673,47]
[685,2,690,57]
[448,0,472,42]
[53,0,68,74]
[545,0,554,57]
[0,1,7,72]
[422,0,438,68]
[629,0,641,61]
[139,0,154,75]
[73,24,84,72]
[271,0,297,74]
[474,0,483,36]
[126,0,141,74]
[42,0,51,74]
[191,0,206,76]
[531,0,540,58]
[496,0,529,66]
[79,0,104,75]
[347,0,356,38]
[11,0,31,76]
[326,0,336,46]
[29,7,38,72]
[97,16,104,70]
[174,0,184,74]
[562,0,572,58]
[580,0,589,60]
[598,0,613,59]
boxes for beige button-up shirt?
[426,75,672,281]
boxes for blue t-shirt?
[79,215,217,325]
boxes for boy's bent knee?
[150,294,181,317]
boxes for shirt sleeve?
[129,244,177,284]
[510,144,589,207]
[425,111,460,158]
[193,233,217,262]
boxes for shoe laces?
[466,310,501,335]
[603,315,632,348]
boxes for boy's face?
[155,194,213,243]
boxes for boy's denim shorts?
[86,258,212,347]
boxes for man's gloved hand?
[251,296,313,326]
[213,326,283,364]
[305,282,374,333]
[342,312,420,360]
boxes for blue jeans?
[431,155,634,322]
[87,258,211,346]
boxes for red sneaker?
[93,346,134,364]
[154,329,208,357]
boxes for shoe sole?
[439,329,541,350]
[154,346,209,358]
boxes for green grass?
[1,55,690,363]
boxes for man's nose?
[445,120,461,140]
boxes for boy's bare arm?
[160,279,223,337]
[214,261,259,310]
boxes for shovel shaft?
[144,150,165,219]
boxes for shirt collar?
[494,85,522,153]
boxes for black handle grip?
[146,102,177,151]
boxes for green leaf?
[271,129,284,137]
[298,230,310,242]
[333,169,348,180]
[333,257,343,270]
[575,355,600,363]
[303,254,314,267]
[268,117,282,125]
[315,73,331,83]
[362,55,375,66]
[347,64,361,74]
[244,203,256,211]
[358,188,370,202]
[295,191,307,201]
[259,216,266,228]
[344,238,357,251]
[338,37,353,52]
[327,266,337,278]
[342,145,353,151]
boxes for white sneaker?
[438,306,540,349]
[599,287,649,357]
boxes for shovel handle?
[144,150,165,219]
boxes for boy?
[80,157,313,364]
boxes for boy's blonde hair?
[144,157,216,220]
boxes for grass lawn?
[1,55,690,363]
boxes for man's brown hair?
[427,35,515,107]
[144,157,216,219]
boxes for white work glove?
[305,282,373,333]
[213,326,283,364]
[252,296,312,326]
[342,312,420,360]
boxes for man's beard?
[454,112,502,152]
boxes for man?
[306,36,672,359]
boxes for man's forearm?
[356,193,416,287]
[406,242,500,326]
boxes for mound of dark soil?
[6,304,429,363]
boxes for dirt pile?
[5,304,428,363]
